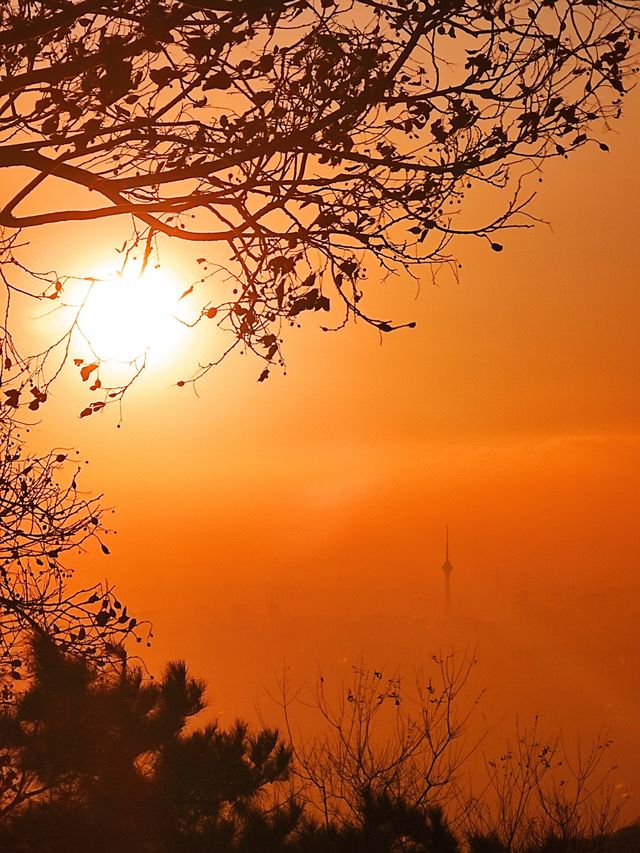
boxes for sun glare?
[77,266,185,366]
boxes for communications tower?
[442,527,453,615]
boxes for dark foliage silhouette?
[0,0,638,405]
[282,659,630,853]
[293,792,460,853]
[0,637,298,853]
[0,642,635,852]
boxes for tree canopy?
[0,636,298,852]
[1,0,639,405]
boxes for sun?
[77,265,186,366]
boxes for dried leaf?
[80,363,98,382]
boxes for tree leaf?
[80,363,98,382]
[202,70,232,90]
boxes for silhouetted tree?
[0,633,164,839]
[0,414,146,819]
[0,636,299,852]
[0,416,145,691]
[459,719,623,853]
[281,657,633,853]
[152,718,297,852]
[0,0,638,404]
[283,655,481,839]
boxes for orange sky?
[14,87,640,817]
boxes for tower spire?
[441,527,453,615]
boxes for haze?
[25,90,640,817]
